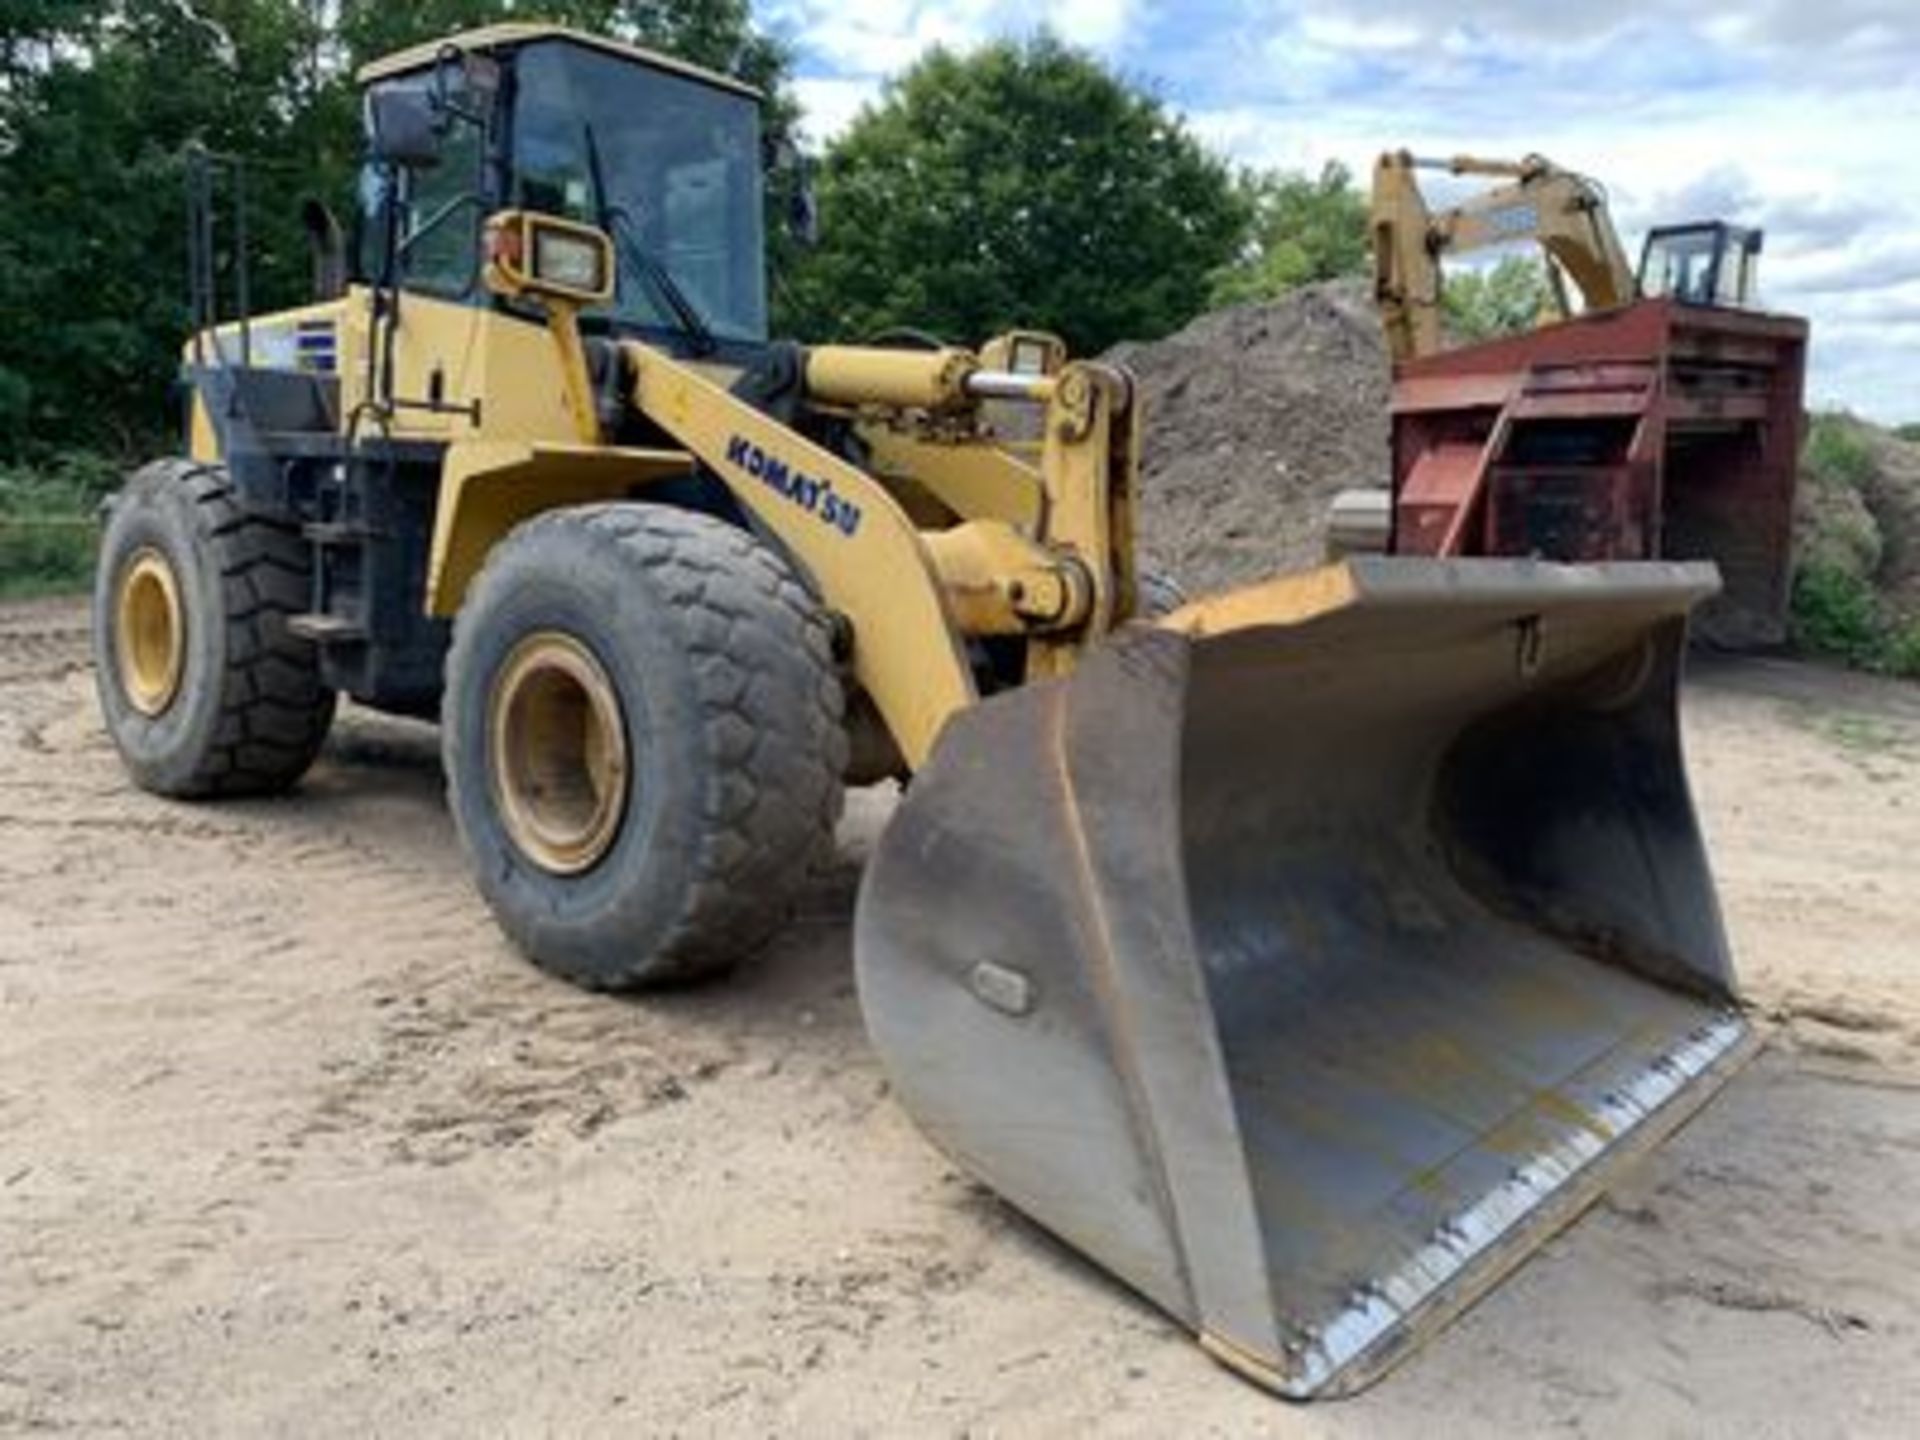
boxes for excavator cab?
[1638,222,1764,309]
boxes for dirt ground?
[3,595,1919,1438]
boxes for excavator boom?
[1372,151,1638,365]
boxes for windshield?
[1641,227,1753,308]
[511,40,767,343]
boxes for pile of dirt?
[1109,279,1391,597]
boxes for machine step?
[302,520,377,545]
[286,612,367,643]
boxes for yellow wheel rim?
[115,547,186,717]
[489,631,630,876]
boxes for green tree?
[781,35,1245,353]
[1442,255,1554,344]
[0,0,795,462]
[1209,161,1367,305]
[0,0,325,457]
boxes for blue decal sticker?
[725,434,863,538]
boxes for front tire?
[92,460,335,797]
[443,504,847,989]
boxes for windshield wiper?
[582,120,717,356]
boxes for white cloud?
[1296,15,1421,50]
[790,76,878,147]
[1049,0,1138,50]
[1282,0,1920,79]
[771,0,1139,82]
[774,0,1145,146]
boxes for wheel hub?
[489,632,630,876]
[115,547,185,717]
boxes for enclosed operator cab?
[1638,222,1764,309]
[358,27,772,359]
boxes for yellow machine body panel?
[189,289,593,459]
[356,20,761,98]
[425,441,695,615]
[857,427,1045,532]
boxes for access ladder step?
[302,520,378,545]
[287,613,367,643]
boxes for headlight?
[534,229,607,294]
[482,211,615,308]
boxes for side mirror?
[365,85,442,170]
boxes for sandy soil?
[3,597,1918,1437]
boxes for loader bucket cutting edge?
[854,557,1757,1399]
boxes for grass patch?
[1791,561,1881,663]
[1776,701,1920,782]
[0,453,119,600]
[1821,712,1917,758]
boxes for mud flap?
[854,558,1756,1398]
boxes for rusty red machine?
[1365,153,1811,646]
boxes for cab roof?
[356,22,762,101]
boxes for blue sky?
[757,1,1920,422]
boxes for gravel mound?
[1109,279,1391,596]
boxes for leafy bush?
[1884,624,1920,679]
[781,35,1244,353]
[1804,412,1877,491]
[1791,561,1882,664]
[1791,412,1920,678]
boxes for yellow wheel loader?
[93,25,1755,1398]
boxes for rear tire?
[92,459,335,797]
[442,503,847,989]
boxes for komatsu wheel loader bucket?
[855,557,1755,1399]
